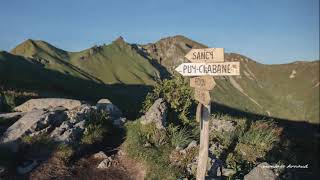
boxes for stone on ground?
[244,162,278,180]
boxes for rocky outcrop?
[14,98,82,112]
[0,110,66,151]
[140,98,167,129]
[49,105,92,143]
[244,162,278,180]
[0,98,124,152]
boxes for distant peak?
[112,36,131,49]
[113,36,126,44]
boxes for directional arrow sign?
[190,76,216,90]
[175,62,240,76]
[185,48,224,63]
[194,89,211,105]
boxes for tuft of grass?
[239,120,282,150]
[55,144,74,162]
[81,110,113,145]
[139,121,168,146]
[167,124,193,149]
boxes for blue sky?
[0,0,318,64]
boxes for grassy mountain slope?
[1,39,159,117]
[142,35,319,123]
[11,37,159,85]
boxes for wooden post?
[196,103,211,180]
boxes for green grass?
[124,121,183,179]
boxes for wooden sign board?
[194,89,211,105]
[185,48,224,63]
[175,62,240,76]
[190,76,216,90]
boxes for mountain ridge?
[1,35,319,122]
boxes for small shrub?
[55,144,74,162]
[81,110,112,145]
[142,75,194,125]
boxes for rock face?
[244,162,278,180]
[140,98,167,129]
[14,98,82,112]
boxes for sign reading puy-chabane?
[175,62,240,76]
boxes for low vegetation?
[81,110,113,145]
[142,75,194,125]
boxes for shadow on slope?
[211,102,319,179]
[0,52,152,119]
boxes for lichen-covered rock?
[244,162,278,180]
[140,98,167,129]
[14,98,81,112]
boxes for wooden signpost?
[175,48,240,180]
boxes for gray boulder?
[0,109,49,151]
[14,98,81,112]
[140,98,167,129]
[244,162,278,180]
[0,108,68,151]
[96,99,122,118]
